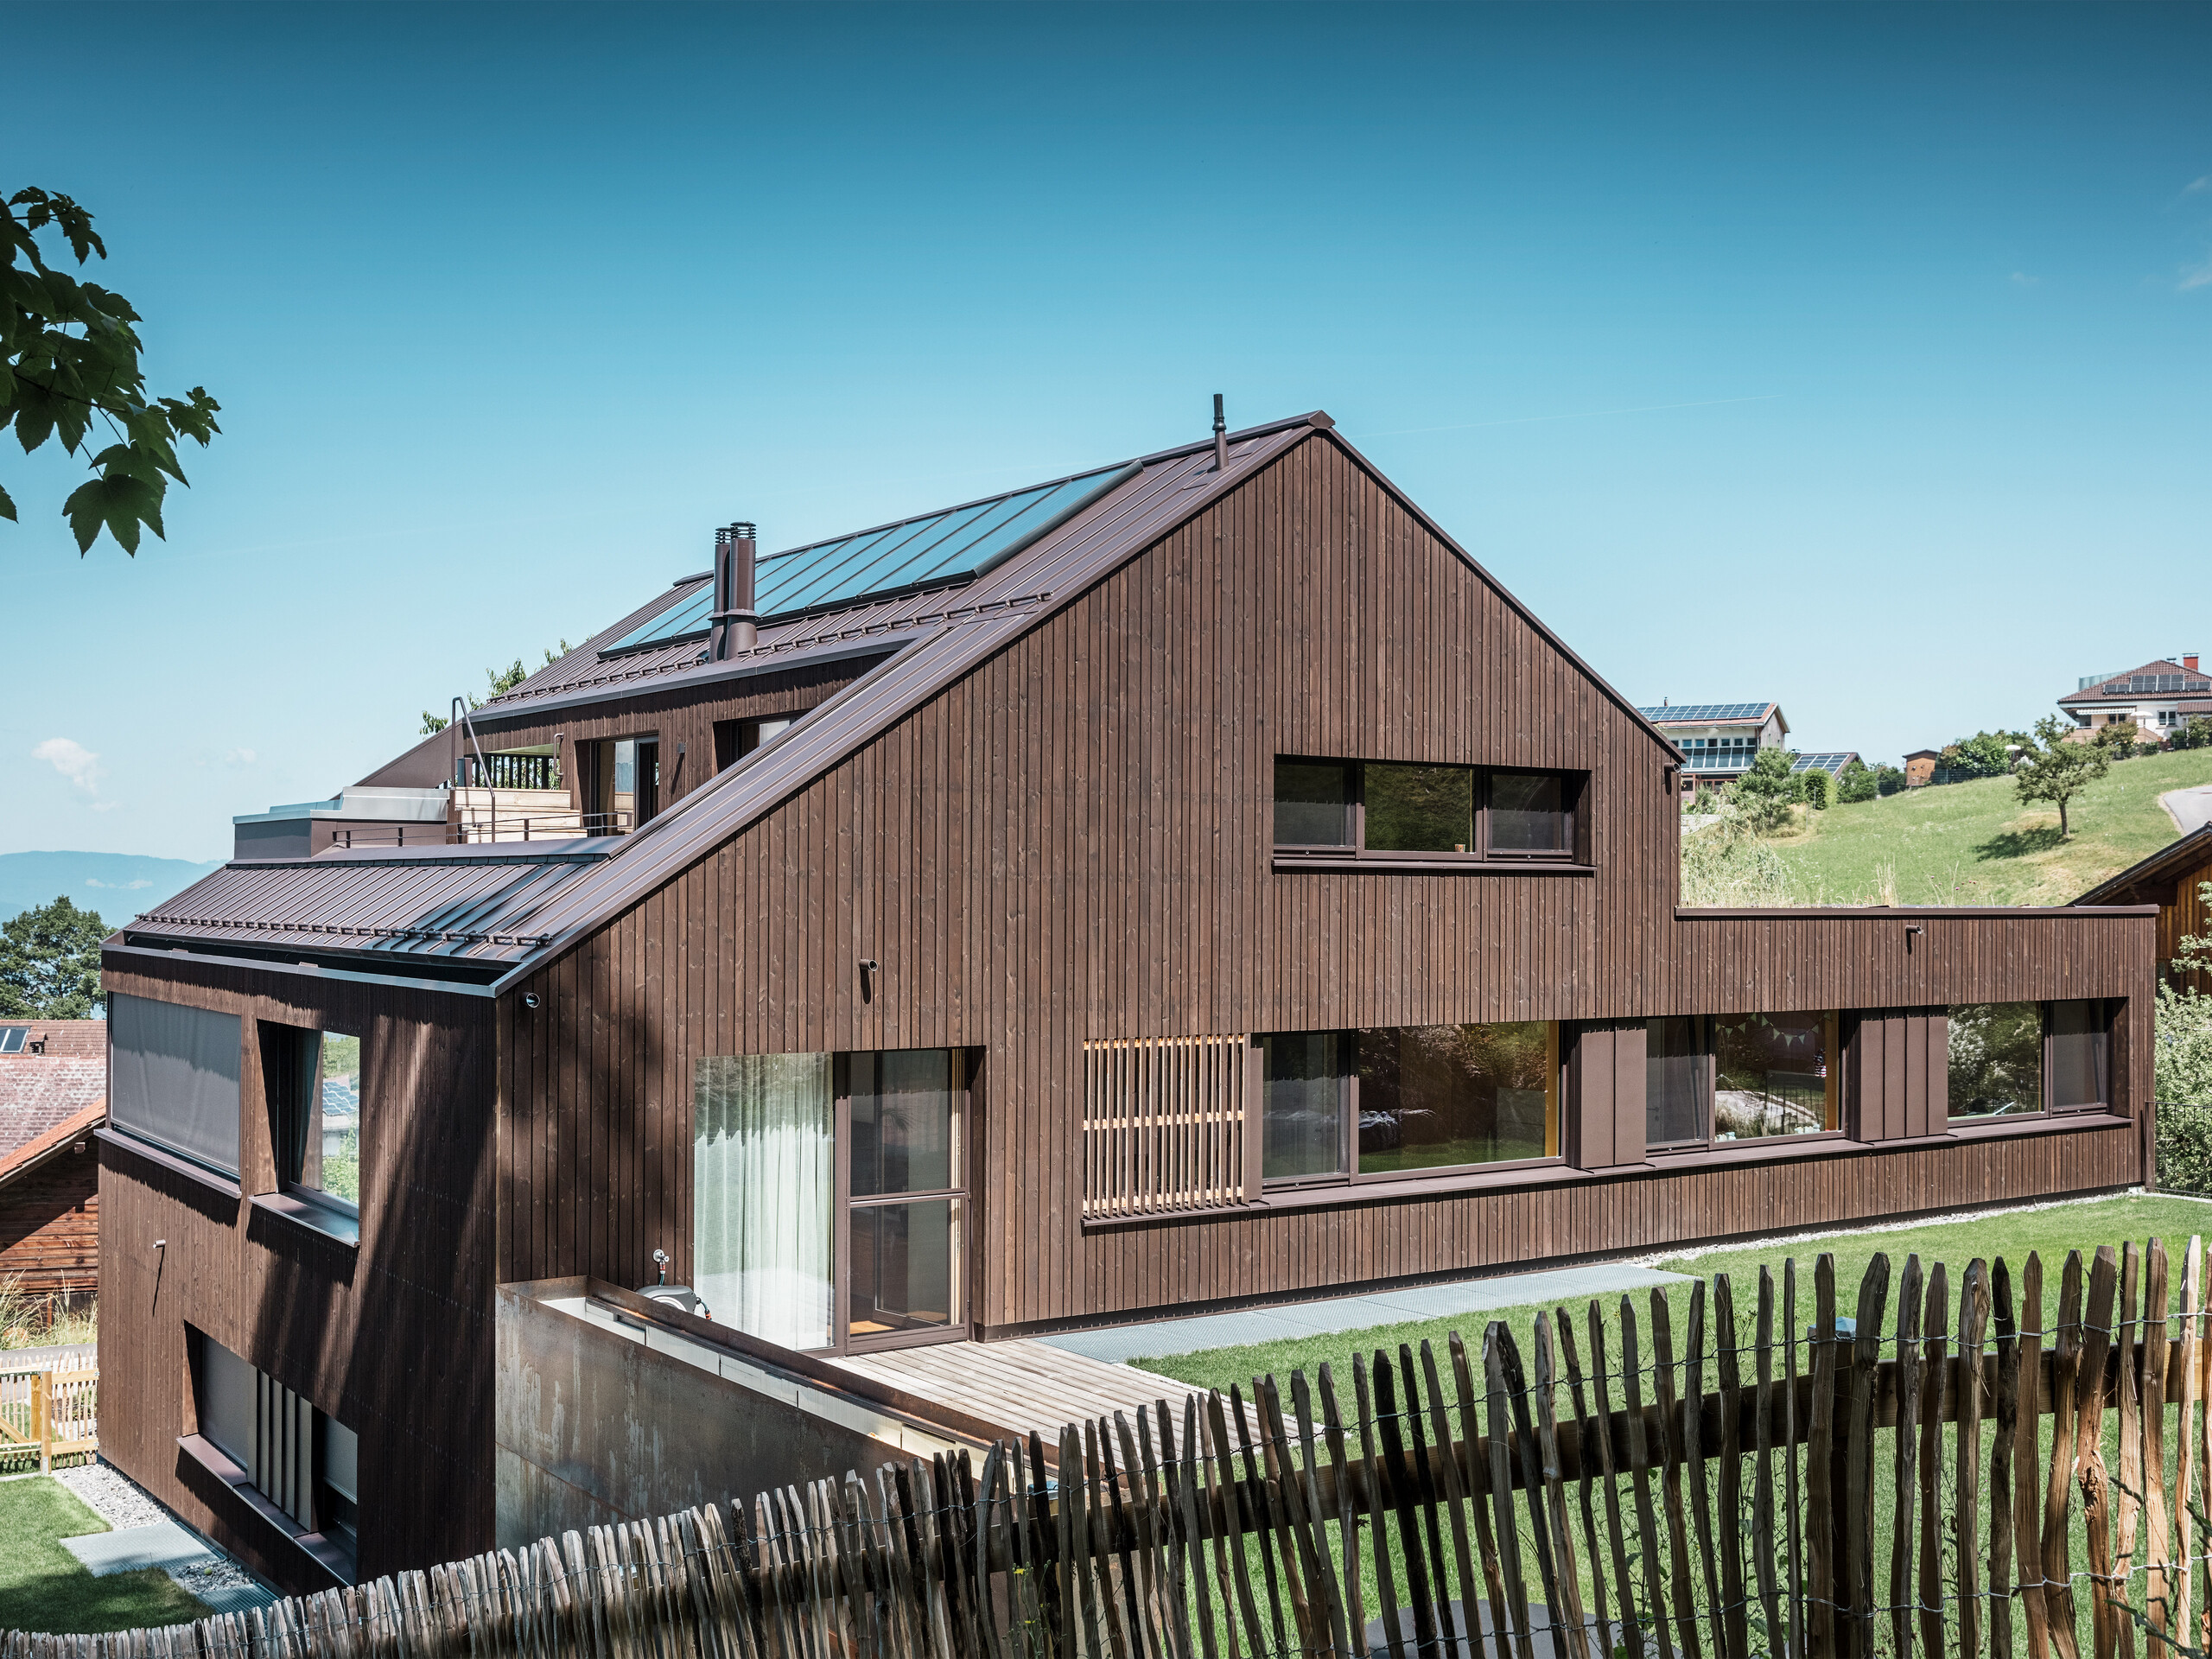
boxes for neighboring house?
[2075,824,2212,996]
[2059,656,2212,741]
[1904,750,1942,788]
[1791,752,1860,779]
[0,1020,105,1300]
[1635,702,1789,792]
[99,410,2157,1596]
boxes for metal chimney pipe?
[710,523,760,658]
[1212,394,1227,472]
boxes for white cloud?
[33,737,104,793]
[2182,256,2212,293]
[2185,176,2211,194]
[224,747,257,766]
[85,878,152,891]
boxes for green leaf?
[0,480,15,523]
[62,472,163,556]
[11,376,57,454]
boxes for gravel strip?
[55,1459,268,1599]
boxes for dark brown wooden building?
[100,411,2158,1594]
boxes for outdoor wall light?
[524,992,542,1009]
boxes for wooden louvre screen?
[1081,1034,1250,1219]
[251,1370,317,1531]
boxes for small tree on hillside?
[1727,748,1804,835]
[2015,714,2111,841]
[1941,729,2030,780]
[1874,764,1907,797]
[0,896,106,1019]
[1835,760,1878,804]
[2093,719,2143,760]
[1802,766,1834,810]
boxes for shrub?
[1802,767,1834,810]
[1726,748,1804,835]
[1681,806,1798,906]
[2170,716,2212,751]
[1835,760,1878,804]
[1875,764,1907,797]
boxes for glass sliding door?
[693,1053,836,1351]
[842,1049,966,1347]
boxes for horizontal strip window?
[191,1330,358,1581]
[1948,999,2113,1123]
[1273,758,1582,865]
[1261,1023,1560,1191]
[1646,1012,1841,1154]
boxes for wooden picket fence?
[17,1233,2212,1658]
[0,1363,97,1473]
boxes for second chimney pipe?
[1212,393,1227,472]
[712,523,760,659]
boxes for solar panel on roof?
[1635,702,1771,724]
[601,462,1135,658]
[1791,753,1856,774]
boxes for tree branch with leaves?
[3,187,220,553]
[2014,714,2111,840]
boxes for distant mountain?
[0,851,226,929]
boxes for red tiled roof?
[0,1099,105,1188]
[0,1020,106,1058]
[0,1056,107,1160]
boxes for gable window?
[1259,1022,1560,1187]
[1645,1010,1840,1153]
[1272,758,1580,864]
[714,714,802,772]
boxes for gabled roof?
[126,412,1686,986]
[2072,823,2212,907]
[1637,702,1783,728]
[0,1056,105,1159]
[0,1099,104,1190]
[2061,660,2212,706]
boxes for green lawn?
[1753,747,2212,909]
[1132,1192,2212,1396]
[0,1477,207,1636]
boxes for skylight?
[0,1027,27,1055]
[600,462,1134,658]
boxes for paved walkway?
[2163,785,2212,836]
[1035,1261,1694,1364]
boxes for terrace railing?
[0,1362,96,1473]
[16,1236,2212,1658]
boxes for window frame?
[1941,999,2117,1126]
[1257,1023,1564,1192]
[262,1022,363,1229]
[1271,756,1584,866]
[1643,1010,1843,1158]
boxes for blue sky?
[6,2,2207,861]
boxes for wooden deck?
[827,1338,1251,1449]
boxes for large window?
[191,1332,359,1578]
[1947,1000,2113,1121]
[1259,1023,1559,1185]
[694,1047,967,1355]
[1273,758,1578,863]
[1645,1015,1712,1148]
[109,993,242,1177]
[1645,1011,1839,1152]
[2050,1001,2112,1112]
[266,1026,361,1224]
[1947,1003,2043,1120]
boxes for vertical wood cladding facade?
[495,432,2156,1333]
[104,423,2156,1591]
[96,953,495,1592]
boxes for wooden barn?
[0,1019,105,1305]
[99,410,2158,1593]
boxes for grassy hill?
[1754,747,2212,907]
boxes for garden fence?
[13,1236,2212,1659]
[0,1363,96,1474]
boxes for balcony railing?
[457,753,563,791]
[329,810,633,850]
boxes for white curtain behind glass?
[694,1052,834,1351]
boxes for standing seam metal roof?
[130,411,1690,982]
